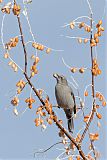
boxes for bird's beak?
[53,73,59,79]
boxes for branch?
[34,141,62,157]
[14,0,28,73]
[79,14,96,153]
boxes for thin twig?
[86,0,93,14]
[79,13,97,160]
[34,141,62,157]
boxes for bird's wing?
[68,86,76,115]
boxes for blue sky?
[0,0,106,159]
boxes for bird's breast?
[55,84,74,109]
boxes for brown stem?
[14,0,27,73]
[80,14,96,148]
[17,16,28,73]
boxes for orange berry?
[98,20,102,25]
[79,68,85,73]
[35,57,40,63]
[84,91,88,96]
[97,31,102,37]
[93,64,98,69]
[78,38,82,43]
[15,37,19,43]
[97,121,101,128]
[70,22,74,29]
[28,104,32,109]
[79,22,85,28]
[94,33,98,39]
[92,69,97,76]
[5,8,10,14]
[97,69,101,75]
[98,27,102,32]
[76,156,80,160]
[84,115,90,122]
[96,113,102,119]
[102,101,106,107]
[99,94,103,101]
[32,65,36,71]
[31,72,35,77]
[91,39,95,43]
[96,23,100,28]
[17,89,21,94]
[47,118,53,125]
[46,48,51,54]
[13,4,21,16]
[70,68,77,73]
[37,45,41,50]
[93,58,97,64]
[100,27,104,31]
[84,39,88,43]
[87,26,91,32]
[68,156,73,160]
[40,45,44,51]
[96,104,100,109]
[11,42,17,47]
[96,93,99,98]
[4,53,9,58]
[95,38,99,43]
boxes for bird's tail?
[68,117,74,133]
[64,109,74,133]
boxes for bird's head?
[53,73,68,85]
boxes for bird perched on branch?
[53,73,76,133]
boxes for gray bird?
[53,73,76,133]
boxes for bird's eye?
[61,76,64,80]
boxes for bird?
[53,73,76,133]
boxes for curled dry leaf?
[84,91,88,96]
